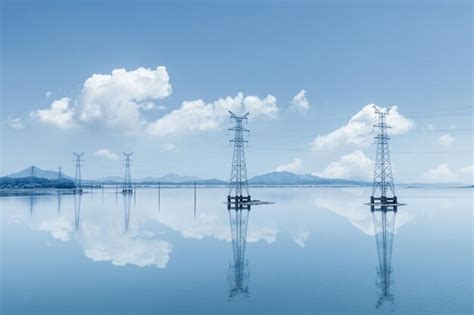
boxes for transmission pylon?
[57,166,62,180]
[73,152,84,194]
[371,106,397,206]
[122,152,133,194]
[30,165,36,189]
[227,111,251,204]
[227,203,251,300]
[372,206,396,309]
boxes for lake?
[0,187,472,314]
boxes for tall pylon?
[227,203,251,300]
[372,207,396,309]
[371,106,397,205]
[228,111,251,204]
[122,152,133,194]
[73,152,84,194]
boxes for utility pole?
[371,106,397,206]
[227,111,251,205]
[122,152,133,194]
[73,153,84,194]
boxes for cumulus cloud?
[78,66,172,131]
[275,158,303,173]
[94,148,119,160]
[312,104,414,151]
[314,196,412,236]
[146,92,278,137]
[31,97,76,128]
[423,164,456,182]
[293,231,310,248]
[291,89,310,111]
[459,165,473,183]
[161,143,177,151]
[83,236,172,268]
[5,116,24,129]
[314,150,373,180]
[32,66,278,136]
[32,66,172,132]
[439,134,455,146]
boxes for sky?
[1,0,472,183]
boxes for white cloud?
[78,66,172,131]
[146,92,278,137]
[459,164,473,183]
[293,231,310,248]
[439,134,455,146]
[312,104,414,151]
[94,148,119,160]
[314,196,412,236]
[423,164,473,184]
[423,164,456,182]
[314,150,373,180]
[32,66,172,132]
[275,158,303,173]
[422,123,435,132]
[291,89,310,111]
[161,143,177,151]
[32,66,278,136]
[5,116,24,129]
[31,97,76,129]
[45,91,52,98]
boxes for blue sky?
[1,0,472,183]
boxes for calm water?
[1,187,472,314]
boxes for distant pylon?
[122,152,133,194]
[227,111,251,204]
[73,152,84,194]
[30,165,36,189]
[371,106,397,205]
[57,166,63,180]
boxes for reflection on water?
[372,206,397,310]
[2,187,471,314]
[227,203,251,300]
[74,194,82,232]
[57,192,62,215]
[123,193,132,232]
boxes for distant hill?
[249,171,369,186]
[5,166,73,180]
[0,177,75,189]
[9,167,468,187]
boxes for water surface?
[1,187,472,314]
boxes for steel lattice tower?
[228,111,250,203]
[122,152,133,194]
[73,153,84,194]
[371,106,396,204]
